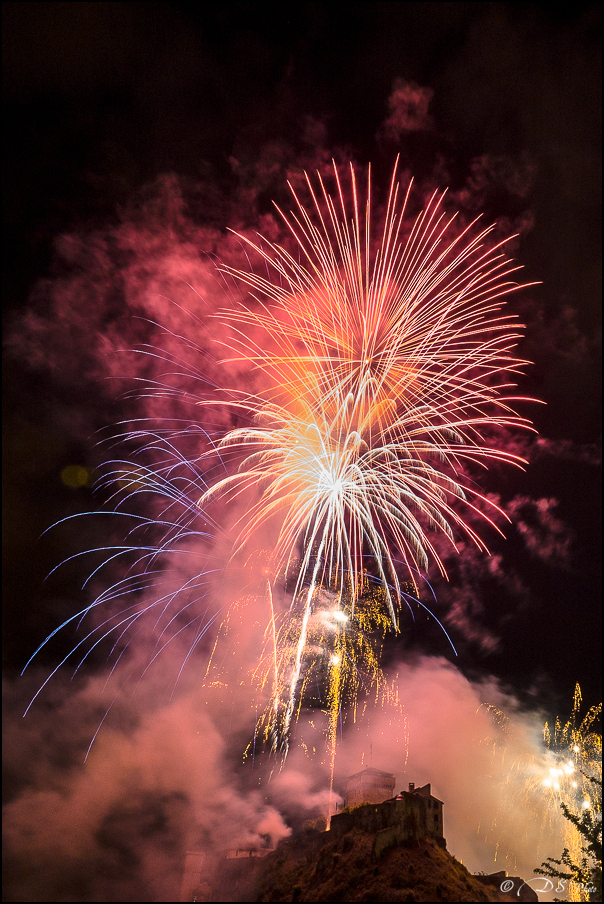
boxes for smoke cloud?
[333,657,568,882]
[4,655,571,901]
[382,79,434,138]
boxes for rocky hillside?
[208,829,538,902]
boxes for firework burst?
[204,160,537,748]
[26,161,537,778]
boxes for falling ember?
[25,161,540,809]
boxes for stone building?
[331,781,445,856]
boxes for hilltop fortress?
[179,767,541,901]
[331,768,445,858]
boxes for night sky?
[3,4,602,902]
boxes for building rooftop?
[346,766,396,781]
[399,782,444,804]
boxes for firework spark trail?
[244,577,400,821]
[202,160,537,750]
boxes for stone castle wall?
[330,794,445,857]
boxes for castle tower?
[345,767,396,807]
